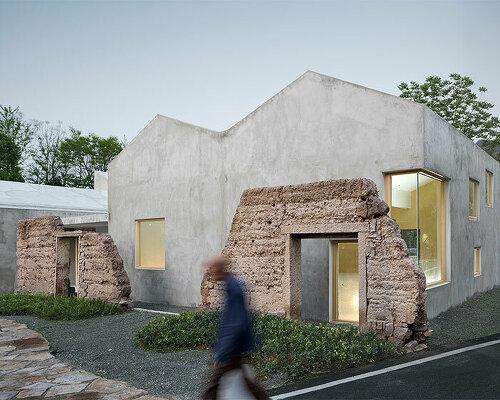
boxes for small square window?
[136,218,165,269]
[485,171,493,207]
[469,179,478,220]
[474,247,481,276]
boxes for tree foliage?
[399,74,500,161]
[0,105,33,162]
[0,133,24,182]
[26,124,124,188]
[26,120,67,186]
[59,128,125,188]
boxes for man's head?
[204,255,229,282]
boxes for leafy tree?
[26,121,67,186]
[0,133,24,182]
[0,105,33,163]
[58,128,124,188]
[399,74,500,161]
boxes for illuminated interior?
[486,171,493,206]
[474,247,481,276]
[389,172,445,285]
[469,180,477,219]
[136,219,165,269]
[335,241,359,323]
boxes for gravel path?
[428,287,500,347]
[5,311,212,399]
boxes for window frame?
[474,247,481,277]
[485,170,493,207]
[384,169,447,287]
[135,218,166,270]
[469,179,479,220]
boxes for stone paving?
[0,319,169,399]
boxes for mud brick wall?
[15,216,63,295]
[78,232,131,302]
[15,216,131,304]
[201,179,430,348]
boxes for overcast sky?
[1,0,499,142]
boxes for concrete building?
[108,71,499,320]
[0,177,108,294]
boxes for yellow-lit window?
[485,171,493,207]
[385,171,446,286]
[469,180,478,220]
[136,218,165,269]
[474,247,481,276]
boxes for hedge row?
[0,294,122,320]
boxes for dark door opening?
[55,236,78,296]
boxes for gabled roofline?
[129,71,424,137]
[118,70,500,166]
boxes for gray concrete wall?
[107,117,226,306]
[108,71,426,307]
[0,208,98,294]
[423,108,500,318]
[301,239,330,322]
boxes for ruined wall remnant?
[16,216,63,295]
[15,216,131,304]
[78,232,131,302]
[201,179,430,349]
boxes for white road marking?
[271,339,500,399]
[131,307,180,315]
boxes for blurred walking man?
[203,255,269,400]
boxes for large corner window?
[474,247,481,277]
[469,179,478,220]
[485,171,493,207]
[386,171,446,286]
[136,218,165,269]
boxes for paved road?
[270,336,500,400]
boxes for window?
[136,218,165,269]
[469,179,478,219]
[485,171,493,207]
[385,171,446,286]
[474,247,481,276]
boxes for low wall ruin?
[201,179,431,350]
[16,216,131,305]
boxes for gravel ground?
[428,287,500,347]
[5,311,212,399]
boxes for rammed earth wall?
[78,232,131,301]
[15,216,131,304]
[201,179,431,348]
[16,216,62,295]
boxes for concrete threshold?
[131,307,180,316]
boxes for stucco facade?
[108,71,500,318]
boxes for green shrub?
[0,294,122,320]
[134,312,395,380]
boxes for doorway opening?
[301,238,360,324]
[55,236,79,296]
[284,222,368,328]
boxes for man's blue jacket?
[214,276,253,364]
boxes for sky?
[1,0,499,142]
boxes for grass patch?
[134,312,395,380]
[0,294,122,320]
